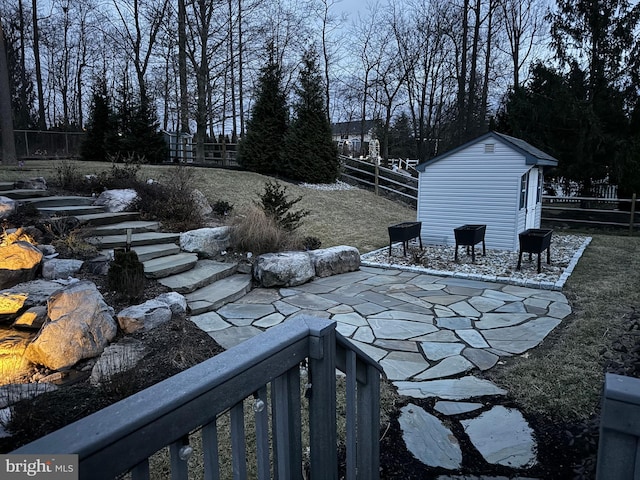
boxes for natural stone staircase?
[2,187,252,314]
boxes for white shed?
[415,132,558,251]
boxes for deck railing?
[13,317,382,480]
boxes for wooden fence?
[542,194,638,234]
[338,160,638,235]
[340,156,418,207]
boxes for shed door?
[525,168,539,229]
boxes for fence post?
[374,160,379,196]
[597,373,640,479]
[630,193,636,236]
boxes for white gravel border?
[361,235,592,291]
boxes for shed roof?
[416,131,558,172]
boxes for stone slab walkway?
[191,265,569,477]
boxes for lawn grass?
[0,160,416,253]
[488,234,640,421]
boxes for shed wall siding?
[417,141,530,251]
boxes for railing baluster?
[169,436,190,480]
[231,402,248,480]
[357,364,381,480]
[272,367,302,480]
[130,459,150,480]
[309,325,337,480]
[345,350,357,480]
[254,386,271,480]
[202,420,220,480]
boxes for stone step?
[75,211,141,226]
[20,195,95,207]
[86,231,180,249]
[158,260,238,294]
[90,221,160,236]
[99,243,182,262]
[1,189,52,199]
[132,243,181,262]
[37,205,107,216]
[143,253,199,279]
[0,182,14,191]
[186,274,253,315]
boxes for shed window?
[484,143,495,153]
[519,173,528,209]
[537,170,543,203]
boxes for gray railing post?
[307,318,338,480]
[597,373,640,479]
[357,363,381,480]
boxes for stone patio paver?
[194,264,574,478]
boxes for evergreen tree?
[237,42,288,174]
[388,112,416,160]
[118,99,168,164]
[80,79,118,162]
[282,48,338,183]
[112,78,167,164]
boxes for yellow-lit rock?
[0,327,36,385]
[0,293,28,315]
[0,241,43,290]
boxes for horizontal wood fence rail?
[340,156,418,206]
[541,194,637,234]
[13,317,382,480]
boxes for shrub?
[255,180,309,232]
[302,236,322,251]
[54,160,83,191]
[107,249,145,301]
[230,205,303,256]
[132,165,204,232]
[212,200,234,217]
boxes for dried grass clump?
[230,205,303,256]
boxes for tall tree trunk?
[178,0,189,133]
[480,0,494,129]
[18,0,26,79]
[32,0,46,130]
[228,0,237,141]
[195,0,209,163]
[237,0,245,138]
[466,0,481,137]
[457,0,469,143]
[0,22,17,164]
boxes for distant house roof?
[416,131,559,172]
[332,120,378,137]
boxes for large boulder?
[192,189,213,216]
[90,339,145,386]
[0,279,75,309]
[92,188,138,212]
[309,246,361,278]
[253,251,315,288]
[0,196,16,219]
[24,281,117,370]
[0,329,36,383]
[42,258,84,280]
[14,177,47,190]
[117,292,186,333]
[0,241,43,290]
[180,227,231,258]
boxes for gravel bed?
[361,234,592,290]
